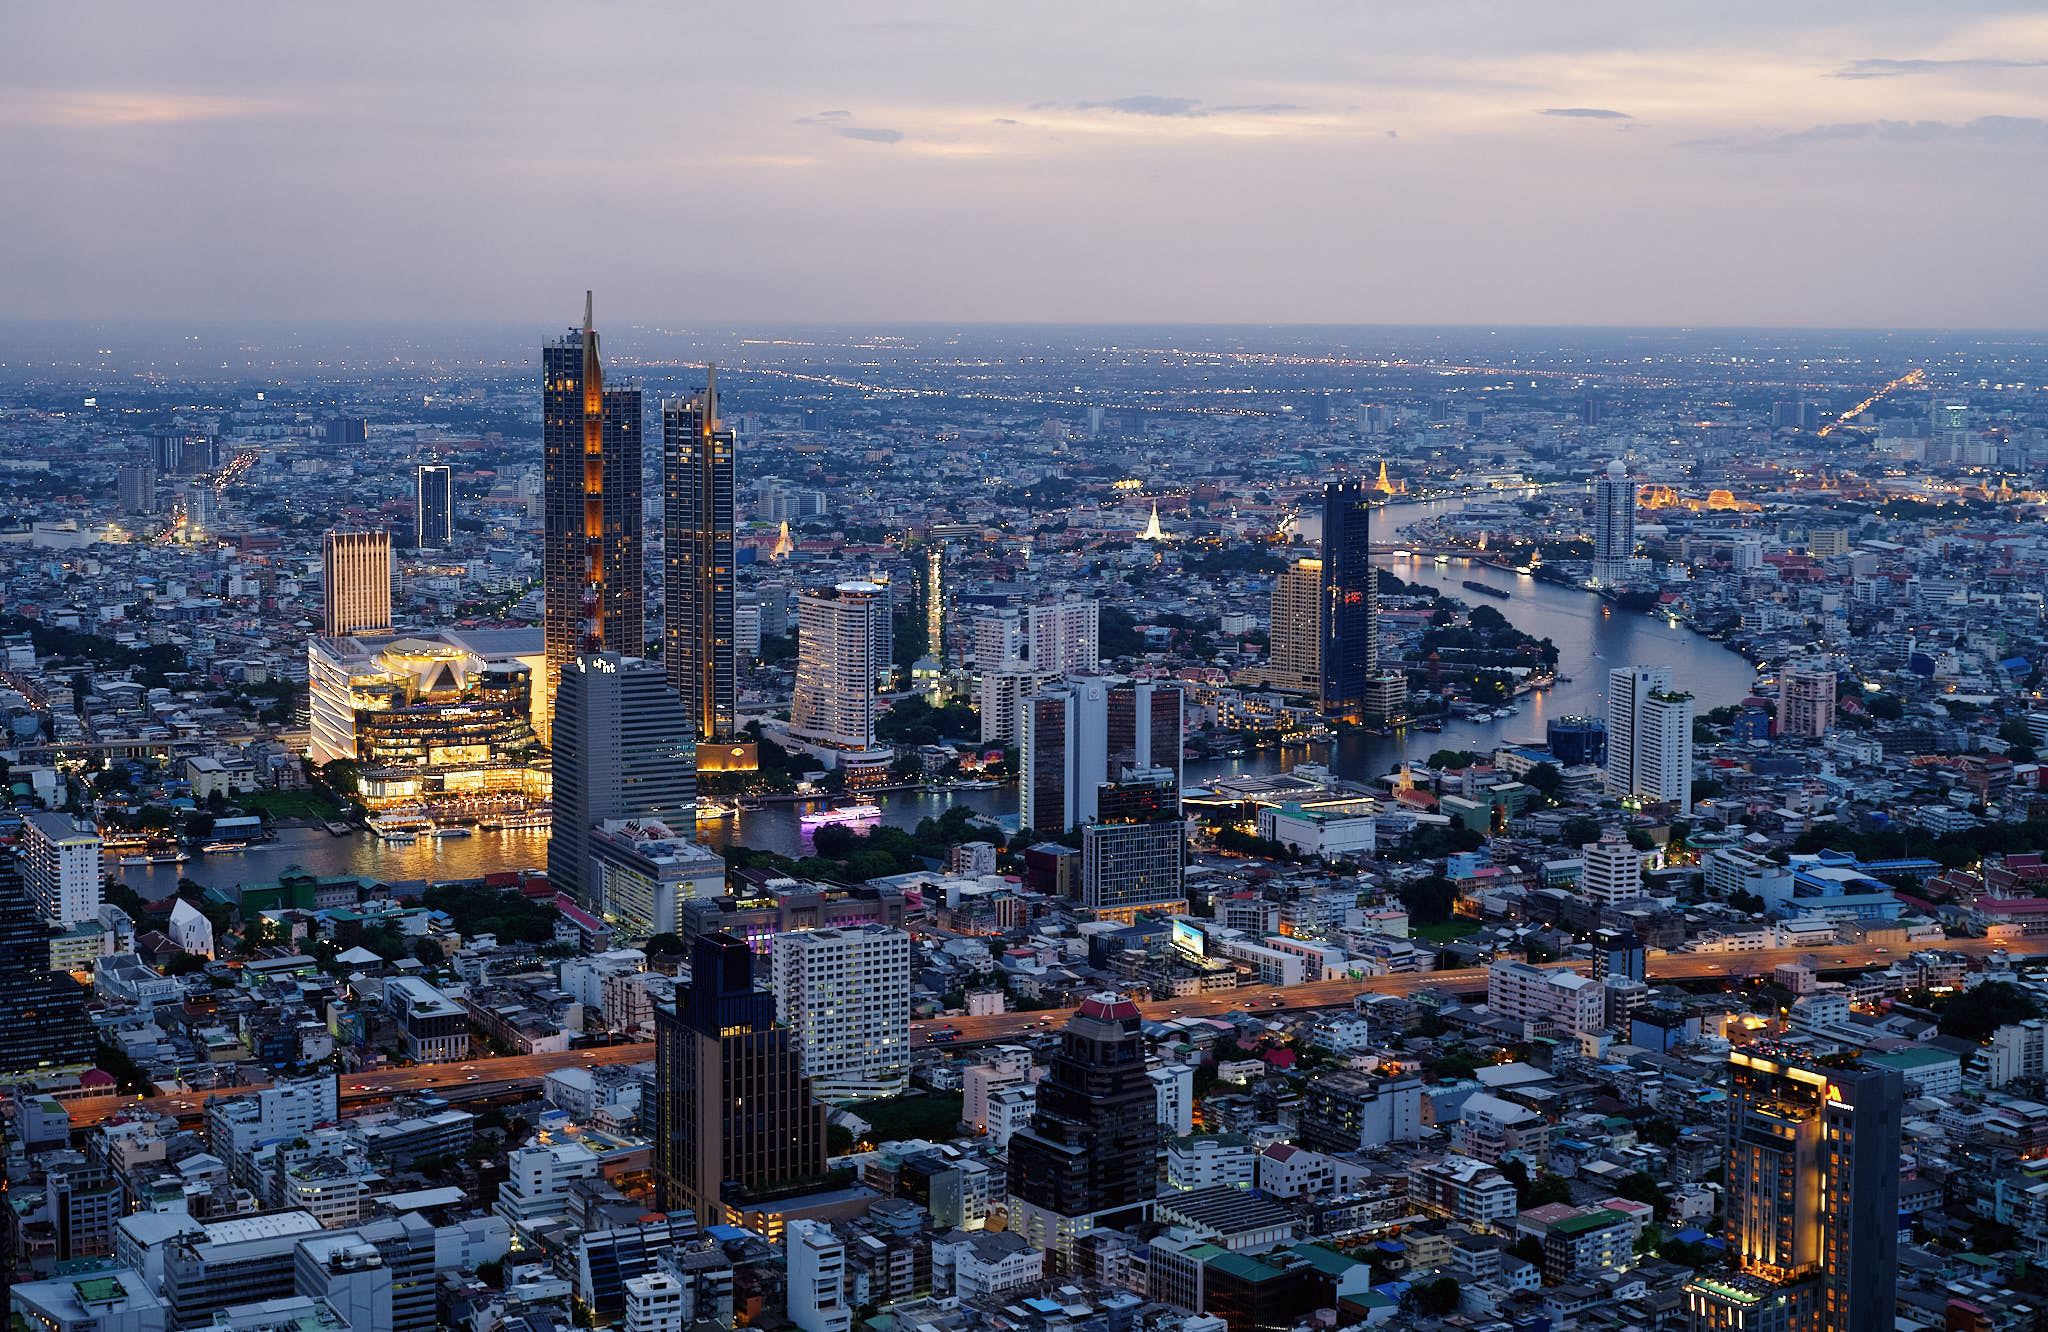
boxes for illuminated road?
[69,938,2040,1128]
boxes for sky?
[6,1,2048,329]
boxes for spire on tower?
[583,290,593,333]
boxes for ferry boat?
[799,801,883,826]
[367,812,435,841]
[431,826,473,839]
[200,841,247,855]
[119,850,191,866]
[479,808,551,831]
[696,801,736,819]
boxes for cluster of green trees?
[875,695,978,746]
[736,806,994,885]
[1792,816,2048,872]
[419,882,561,944]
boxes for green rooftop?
[1551,1208,1628,1236]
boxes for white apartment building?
[771,925,912,1100]
[963,1056,1032,1135]
[978,665,1058,746]
[1579,837,1645,908]
[205,1079,341,1190]
[985,1086,1036,1150]
[792,582,889,750]
[972,601,1099,674]
[623,1272,685,1332]
[1605,665,1694,813]
[1166,1134,1255,1191]
[495,1141,602,1223]
[1149,1062,1195,1138]
[787,1220,851,1332]
[21,811,103,926]
[1487,961,1605,1035]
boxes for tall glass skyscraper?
[548,652,696,905]
[1593,458,1638,587]
[654,932,829,1226]
[0,863,93,1077]
[415,464,453,549]
[1319,479,1377,724]
[662,367,737,744]
[542,293,643,739]
[1686,1048,1904,1332]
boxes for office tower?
[118,462,156,514]
[327,416,369,444]
[1580,836,1644,908]
[543,292,644,739]
[1592,460,1638,587]
[415,465,453,549]
[1732,539,1764,574]
[771,925,913,1100]
[148,430,184,474]
[973,600,1099,674]
[787,1221,851,1332]
[1267,558,1322,693]
[21,811,102,926]
[1318,480,1376,723]
[1080,770,1185,922]
[663,368,738,744]
[1547,716,1607,767]
[322,530,393,637]
[1021,679,1181,833]
[549,653,697,905]
[1685,1049,1903,1332]
[1606,665,1694,813]
[653,932,829,1226]
[924,544,947,667]
[1307,391,1330,425]
[1007,994,1161,1268]
[792,581,889,750]
[0,862,94,1075]
[1779,669,1836,739]
[184,483,218,533]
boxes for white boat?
[200,841,246,854]
[801,802,883,825]
[432,826,473,839]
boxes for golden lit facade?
[322,529,393,637]
[542,292,643,741]
[308,630,549,814]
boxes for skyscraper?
[663,368,738,745]
[1265,557,1321,693]
[770,924,913,1101]
[415,465,453,549]
[0,861,94,1076]
[1007,993,1161,1268]
[543,293,644,739]
[322,530,392,637]
[20,811,102,927]
[1020,678,1182,834]
[1685,1048,1903,1332]
[791,581,890,751]
[1319,480,1377,723]
[972,600,1099,674]
[1606,665,1695,813]
[653,932,829,1227]
[1592,460,1638,587]
[1079,769,1185,923]
[549,653,696,905]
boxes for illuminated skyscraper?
[1593,459,1637,587]
[663,367,738,744]
[322,529,392,637]
[543,293,643,739]
[415,465,453,549]
[653,932,829,1226]
[1319,480,1376,723]
[1685,1048,1903,1332]
[1268,557,1322,693]
[792,582,890,751]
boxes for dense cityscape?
[2,308,2048,1332]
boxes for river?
[120,495,1756,896]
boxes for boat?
[1461,579,1510,599]
[799,802,883,826]
[1470,710,1494,722]
[1433,554,1450,565]
[479,808,551,831]
[200,841,247,854]
[696,801,736,819]
[432,826,473,839]
[950,779,999,790]
[119,851,191,866]
[368,812,435,841]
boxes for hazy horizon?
[8,1,2048,329]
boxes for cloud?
[1832,57,2048,80]
[1060,96,1299,118]
[3,91,280,128]
[837,126,904,143]
[1682,115,2048,152]
[1542,107,1632,120]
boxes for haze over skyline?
[8,0,2048,328]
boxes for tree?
[1865,692,1904,720]
[1626,828,1656,852]
[644,933,686,957]
[1396,876,1457,926]
[1692,777,1724,802]
[1428,750,1480,771]
[1936,980,2043,1041]
[164,952,211,976]
[1410,1277,1461,1316]
[1524,762,1563,800]
[1468,604,1509,631]
[1560,816,1602,847]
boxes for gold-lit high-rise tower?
[542,293,643,740]
[663,366,737,747]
